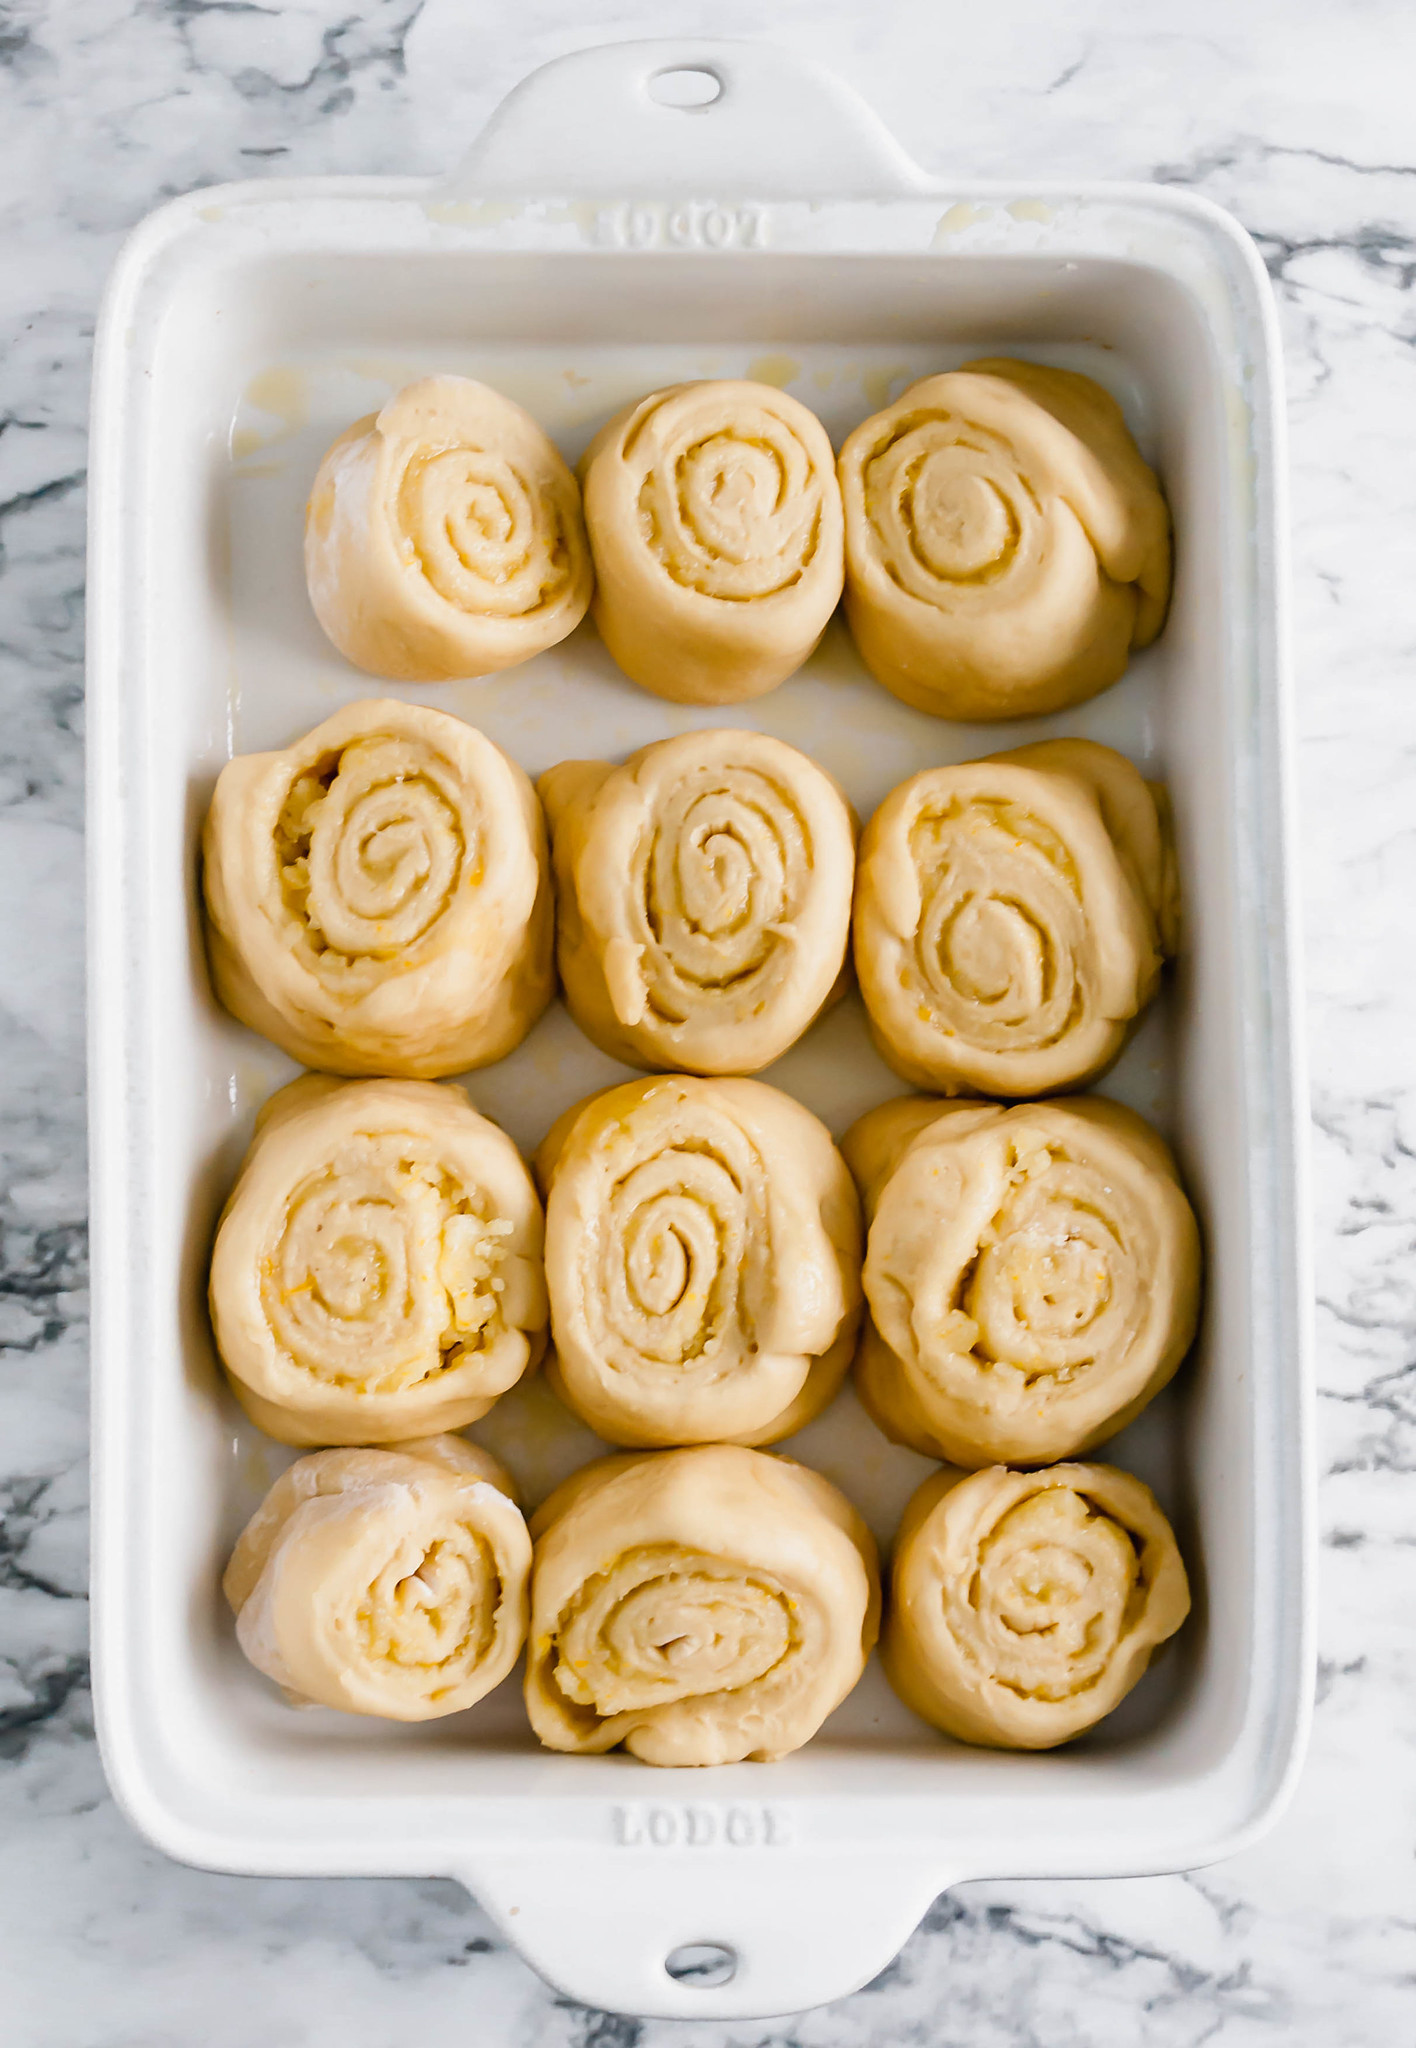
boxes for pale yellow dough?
[210,1075,547,1446]
[853,739,1176,1097]
[202,699,552,1077]
[838,359,1171,720]
[536,1077,861,1447]
[525,1445,879,1765]
[224,1435,531,1720]
[304,375,591,681]
[540,729,855,1074]
[843,1094,1200,1467]
[883,1462,1190,1748]
[579,380,844,704]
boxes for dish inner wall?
[132,244,1249,1798]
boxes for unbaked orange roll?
[839,359,1170,719]
[202,699,552,1077]
[210,1075,547,1446]
[224,1435,530,1720]
[525,1446,879,1764]
[536,1076,861,1447]
[580,380,843,704]
[843,1094,1200,1468]
[883,1462,1189,1748]
[540,728,855,1074]
[304,375,591,681]
[853,740,1175,1098]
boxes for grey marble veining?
[3,1,1415,2041]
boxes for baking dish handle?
[457,1846,948,2019]
[440,39,932,204]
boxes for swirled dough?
[843,1094,1200,1466]
[304,376,592,681]
[223,1434,531,1719]
[540,729,855,1074]
[838,359,1171,719]
[883,1461,1190,1747]
[854,740,1176,1096]
[202,699,552,1077]
[536,1077,861,1447]
[579,381,844,704]
[525,1445,879,1764]
[211,1074,547,1446]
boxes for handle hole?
[665,1942,737,1987]
[648,66,723,110]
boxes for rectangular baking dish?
[87,39,1313,2021]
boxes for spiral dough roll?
[202,699,552,1076]
[854,740,1176,1097]
[540,729,855,1075]
[224,1435,531,1720]
[210,1075,547,1446]
[525,1445,879,1765]
[580,380,844,704]
[843,1094,1200,1468]
[304,376,591,681]
[839,359,1171,720]
[537,1077,861,1447]
[883,1462,1190,1748]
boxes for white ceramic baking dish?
[87,39,1313,2020]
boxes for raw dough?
[883,1461,1189,1747]
[839,359,1170,719]
[202,698,552,1076]
[843,1093,1200,1466]
[537,1075,860,1446]
[525,1445,879,1765]
[224,1434,530,1719]
[580,380,843,703]
[304,375,591,681]
[540,727,854,1073]
[210,1074,547,1445]
[853,739,1175,1097]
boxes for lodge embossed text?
[613,1803,793,1848]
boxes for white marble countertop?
[2,1,1414,2041]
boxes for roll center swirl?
[970,1491,1138,1701]
[864,416,1037,610]
[608,1149,745,1367]
[554,1545,794,1715]
[359,1523,498,1678]
[680,436,787,562]
[961,1154,1129,1379]
[911,802,1085,1053]
[633,403,823,600]
[908,454,1017,580]
[263,1136,513,1393]
[313,1231,393,1319]
[680,823,755,934]
[639,771,804,1009]
[935,895,1050,1010]
[277,736,471,965]
[398,446,568,617]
